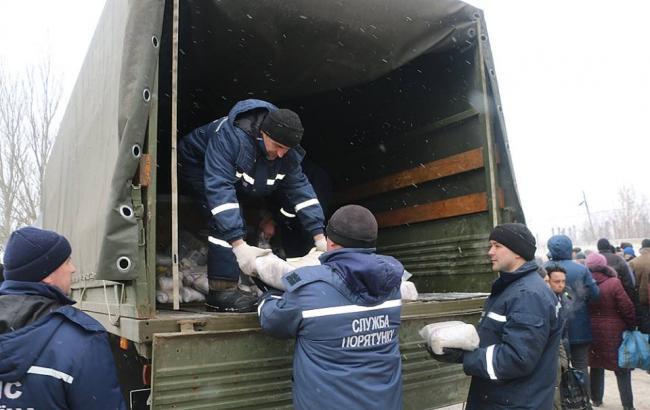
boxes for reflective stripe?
[27,366,74,384]
[295,198,319,212]
[486,345,497,380]
[302,299,401,319]
[211,202,239,215]
[235,171,255,185]
[208,236,232,248]
[266,174,286,186]
[280,208,296,218]
[214,117,227,132]
[487,312,507,322]
[258,295,282,316]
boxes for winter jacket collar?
[0,280,75,305]
[491,260,539,295]
[320,248,403,305]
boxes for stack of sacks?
[155,231,210,304]
[419,321,480,354]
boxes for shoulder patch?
[285,272,302,286]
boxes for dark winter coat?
[629,248,650,306]
[178,99,325,241]
[546,235,600,344]
[588,270,636,371]
[462,261,562,409]
[0,280,126,409]
[600,249,636,303]
[259,248,403,410]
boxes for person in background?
[0,227,126,410]
[429,223,561,409]
[585,253,636,410]
[629,238,650,333]
[546,263,570,410]
[572,247,582,260]
[623,246,636,262]
[546,234,599,398]
[597,238,636,304]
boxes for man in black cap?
[258,205,404,409]
[429,223,562,410]
[178,99,326,312]
[0,226,125,409]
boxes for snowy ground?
[438,369,650,409]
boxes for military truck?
[42,0,525,408]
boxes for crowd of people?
[540,236,650,409]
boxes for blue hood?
[320,248,403,305]
[227,98,276,128]
[548,235,573,261]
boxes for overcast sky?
[1,0,649,245]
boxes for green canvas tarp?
[43,0,488,281]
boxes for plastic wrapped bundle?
[157,275,174,291]
[156,290,172,304]
[182,267,209,294]
[181,287,206,303]
[419,321,480,354]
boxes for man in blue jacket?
[0,226,126,410]
[259,205,403,409]
[178,99,326,312]
[546,234,599,397]
[430,223,562,409]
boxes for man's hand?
[426,347,465,364]
[232,241,271,276]
[314,234,327,252]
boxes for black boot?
[206,287,258,313]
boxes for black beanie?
[326,205,378,248]
[260,108,304,148]
[488,223,536,261]
[2,226,72,282]
[597,238,611,251]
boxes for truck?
[42,0,526,408]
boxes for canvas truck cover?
[43,0,499,280]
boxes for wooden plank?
[376,191,503,228]
[336,148,484,204]
[138,153,152,187]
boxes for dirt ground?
[438,369,650,409]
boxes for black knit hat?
[2,226,72,282]
[488,223,536,261]
[260,108,304,148]
[326,205,378,248]
[597,238,611,251]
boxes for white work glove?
[232,242,271,276]
[314,237,327,252]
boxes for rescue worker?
[178,99,326,312]
[258,205,403,409]
[430,223,562,409]
[0,226,126,409]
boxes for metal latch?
[177,319,206,333]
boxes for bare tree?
[0,60,61,249]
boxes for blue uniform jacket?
[462,261,562,409]
[259,248,403,410]
[178,99,325,242]
[546,235,600,344]
[0,281,126,410]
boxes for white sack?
[400,281,419,301]
[419,321,480,354]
